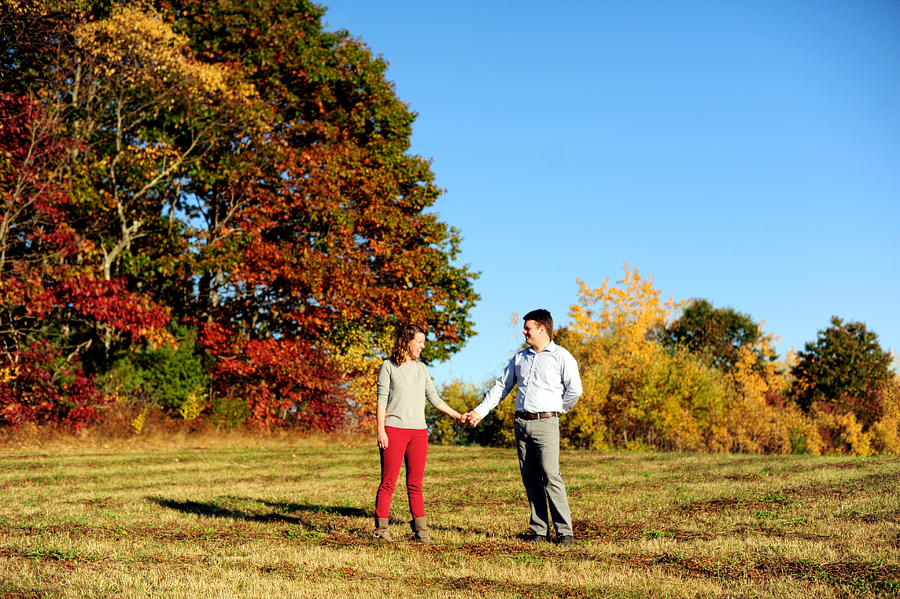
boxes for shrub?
[99,323,209,417]
[208,394,252,429]
[0,343,108,430]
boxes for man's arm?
[560,351,583,413]
[463,355,518,425]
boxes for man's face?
[522,320,545,348]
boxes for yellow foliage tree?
[563,264,705,449]
[569,264,679,356]
[870,379,900,455]
[716,344,798,454]
[67,5,262,282]
[632,349,732,451]
[325,326,393,432]
[562,264,819,454]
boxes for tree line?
[2,3,896,455]
[430,266,898,456]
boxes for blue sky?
[323,0,900,387]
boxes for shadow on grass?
[147,496,495,536]
[147,496,369,528]
[266,500,369,519]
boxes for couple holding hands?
[374,309,582,545]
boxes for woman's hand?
[376,405,388,449]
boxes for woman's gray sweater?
[377,359,443,429]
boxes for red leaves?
[221,137,473,356]
[0,344,108,429]
[56,278,170,341]
[1,3,479,433]
[200,324,346,431]
[1,94,172,429]
[1,96,170,340]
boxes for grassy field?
[1,433,899,598]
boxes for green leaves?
[792,316,894,427]
[659,298,776,373]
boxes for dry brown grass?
[1,431,898,598]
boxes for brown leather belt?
[515,411,559,420]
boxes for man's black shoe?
[558,535,574,546]
[523,534,549,543]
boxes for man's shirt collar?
[527,340,557,355]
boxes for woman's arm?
[376,405,389,449]
[435,401,463,422]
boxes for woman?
[374,323,463,543]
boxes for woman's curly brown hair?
[390,323,426,365]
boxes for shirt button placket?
[523,353,536,407]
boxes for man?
[463,309,582,545]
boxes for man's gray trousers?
[514,415,573,537]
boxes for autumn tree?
[562,264,716,450]
[0,91,170,428]
[151,0,479,427]
[659,299,777,373]
[1,0,479,431]
[1,2,257,425]
[66,5,261,294]
[791,317,895,428]
[158,0,478,354]
[561,264,809,454]
[2,2,250,342]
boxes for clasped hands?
[452,411,482,426]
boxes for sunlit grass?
[1,433,899,598]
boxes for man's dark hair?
[523,309,553,338]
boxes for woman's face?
[407,332,426,361]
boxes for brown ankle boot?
[410,517,430,543]
[374,517,393,542]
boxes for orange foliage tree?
[0,0,479,432]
